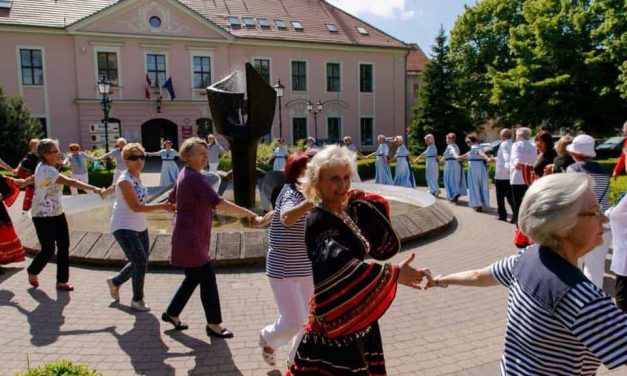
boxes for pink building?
[0,0,410,151]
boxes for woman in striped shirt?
[427,172,627,375]
[259,151,315,368]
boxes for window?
[359,64,373,93]
[327,117,341,142]
[291,61,307,91]
[34,117,47,138]
[242,16,255,27]
[258,18,270,27]
[253,58,270,83]
[325,24,337,33]
[149,16,161,28]
[146,54,166,87]
[20,49,43,85]
[356,27,369,35]
[193,56,211,89]
[326,62,340,92]
[274,19,286,29]
[291,21,303,30]
[360,118,374,145]
[227,16,240,26]
[293,118,307,143]
[97,52,118,86]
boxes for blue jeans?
[112,229,149,302]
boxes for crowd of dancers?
[0,126,625,375]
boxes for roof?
[0,0,408,49]
[407,43,429,71]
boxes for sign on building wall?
[90,122,121,150]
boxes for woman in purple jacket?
[161,137,261,338]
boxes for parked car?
[595,136,625,158]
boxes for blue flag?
[162,77,176,101]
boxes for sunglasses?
[127,154,145,161]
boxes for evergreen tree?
[0,85,44,166]
[411,26,471,150]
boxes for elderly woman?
[270,138,289,172]
[101,137,127,188]
[608,144,627,312]
[426,172,627,375]
[442,133,466,203]
[146,140,179,187]
[206,134,226,172]
[162,137,261,338]
[392,136,415,188]
[63,143,97,196]
[373,134,393,185]
[288,145,426,375]
[106,143,174,311]
[18,139,104,290]
[415,134,439,196]
[259,152,314,367]
[458,135,489,212]
[510,127,537,223]
[343,136,362,182]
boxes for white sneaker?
[131,299,150,312]
[106,277,120,301]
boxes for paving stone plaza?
[1,172,624,375]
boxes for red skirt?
[0,203,24,265]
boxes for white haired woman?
[426,172,627,375]
[442,133,467,203]
[146,140,179,187]
[372,135,393,185]
[457,134,489,211]
[509,127,536,223]
[287,145,427,375]
[101,137,128,188]
[392,136,415,188]
[414,134,439,196]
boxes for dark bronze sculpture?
[206,63,277,207]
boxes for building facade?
[0,0,409,151]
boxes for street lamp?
[273,79,285,138]
[306,100,323,141]
[97,75,112,152]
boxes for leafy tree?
[0,85,43,166]
[411,26,471,149]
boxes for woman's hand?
[424,272,447,290]
[396,253,427,289]
[161,202,176,212]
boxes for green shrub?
[14,360,101,376]
[610,176,626,206]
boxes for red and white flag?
[144,74,151,99]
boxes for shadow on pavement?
[0,288,115,346]
[165,329,243,375]
[400,218,459,252]
[0,265,22,283]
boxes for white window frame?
[143,49,170,99]
[326,116,343,142]
[325,60,342,93]
[189,49,214,99]
[251,56,272,83]
[358,62,375,93]
[93,46,122,97]
[16,45,46,90]
[289,59,308,93]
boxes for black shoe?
[451,194,460,203]
[473,207,483,213]
[161,312,189,331]
[495,216,507,222]
[206,326,234,339]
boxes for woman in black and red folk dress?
[287,145,427,376]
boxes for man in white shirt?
[509,127,537,224]
[492,129,514,222]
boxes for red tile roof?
[407,43,429,72]
[0,0,407,49]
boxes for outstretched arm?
[425,265,497,289]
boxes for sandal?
[161,312,189,331]
[259,335,276,366]
[28,274,39,288]
[56,283,74,291]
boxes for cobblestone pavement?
[1,186,625,376]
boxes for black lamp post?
[97,75,112,152]
[273,79,285,138]
[306,100,323,142]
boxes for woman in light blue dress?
[414,134,439,196]
[271,138,289,171]
[372,135,393,185]
[146,140,179,187]
[442,133,467,202]
[458,135,489,212]
[392,136,415,188]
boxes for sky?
[327,0,478,54]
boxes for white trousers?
[208,163,219,172]
[583,230,612,289]
[260,276,314,362]
[69,173,89,196]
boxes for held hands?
[423,270,448,290]
[396,253,428,290]
[93,187,105,199]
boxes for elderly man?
[567,134,612,288]
[612,120,627,180]
[509,127,537,224]
[491,129,514,222]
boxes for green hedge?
[14,360,101,376]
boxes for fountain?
[206,63,276,208]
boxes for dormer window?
[356,26,368,35]
[275,19,287,29]
[258,18,270,28]
[291,21,303,30]
[227,16,240,26]
[242,17,255,27]
[326,24,337,33]
[0,0,12,9]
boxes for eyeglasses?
[126,154,145,161]
[46,149,59,154]
[577,207,605,218]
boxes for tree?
[0,85,44,166]
[411,26,471,149]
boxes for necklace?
[319,204,370,254]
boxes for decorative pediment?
[68,0,232,41]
